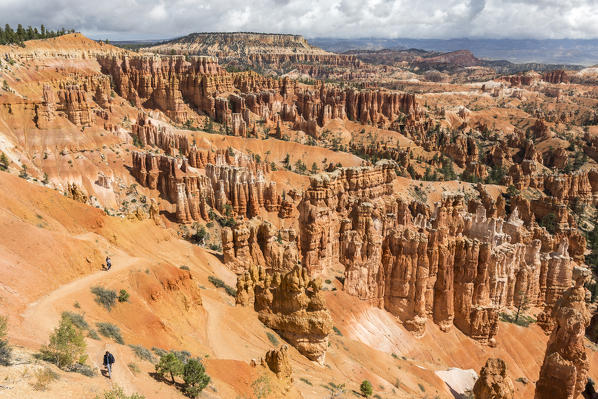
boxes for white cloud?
[0,0,596,40]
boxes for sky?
[0,0,597,41]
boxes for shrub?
[191,226,209,245]
[360,380,373,397]
[266,332,279,346]
[94,385,145,399]
[88,329,100,340]
[128,362,140,374]
[332,326,342,336]
[0,315,12,366]
[180,265,190,271]
[152,347,168,358]
[171,350,192,363]
[418,383,426,392]
[299,377,312,385]
[252,374,272,399]
[539,213,557,234]
[129,344,155,363]
[499,312,536,327]
[118,289,130,303]
[70,363,96,377]
[0,152,9,171]
[155,352,183,383]
[183,358,211,398]
[61,311,89,330]
[91,286,117,311]
[31,367,60,391]
[40,314,87,369]
[96,322,124,344]
[208,276,237,297]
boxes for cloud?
[0,0,596,40]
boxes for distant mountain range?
[310,38,598,66]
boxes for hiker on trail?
[103,351,115,378]
[106,256,111,270]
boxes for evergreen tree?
[40,314,87,369]
[0,24,72,45]
[155,353,184,383]
[360,380,373,397]
[183,359,210,398]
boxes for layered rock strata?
[99,54,419,137]
[222,219,298,275]
[297,162,579,344]
[130,150,281,222]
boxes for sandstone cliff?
[295,162,581,345]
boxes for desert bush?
[118,289,130,303]
[128,362,140,374]
[208,276,237,297]
[94,385,145,399]
[0,315,12,366]
[499,312,536,327]
[299,377,312,385]
[332,326,342,336]
[252,374,272,399]
[31,367,60,391]
[266,332,279,346]
[183,358,211,398]
[129,344,155,363]
[360,380,373,397]
[61,311,89,330]
[91,286,117,311]
[152,347,168,358]
[88,329,100,340]
[70,362,96,377]
[180,265,190,271]
[171,350,192,363]
[96,322,124,344]
[40,314,87,369]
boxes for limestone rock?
[535,267,592,399]
[222,220,298,275]
[263,345,292,381]
[236,266,333,363]
[473,358,515,399]
[66,183,88,204]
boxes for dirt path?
[17,233,147,395]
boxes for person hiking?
[103,351,115,378]
[105,256,112,271]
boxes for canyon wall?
[130,150,280,223]
[295,162,582,345]
[99,54,419,138]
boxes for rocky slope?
[0,32,597,399]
